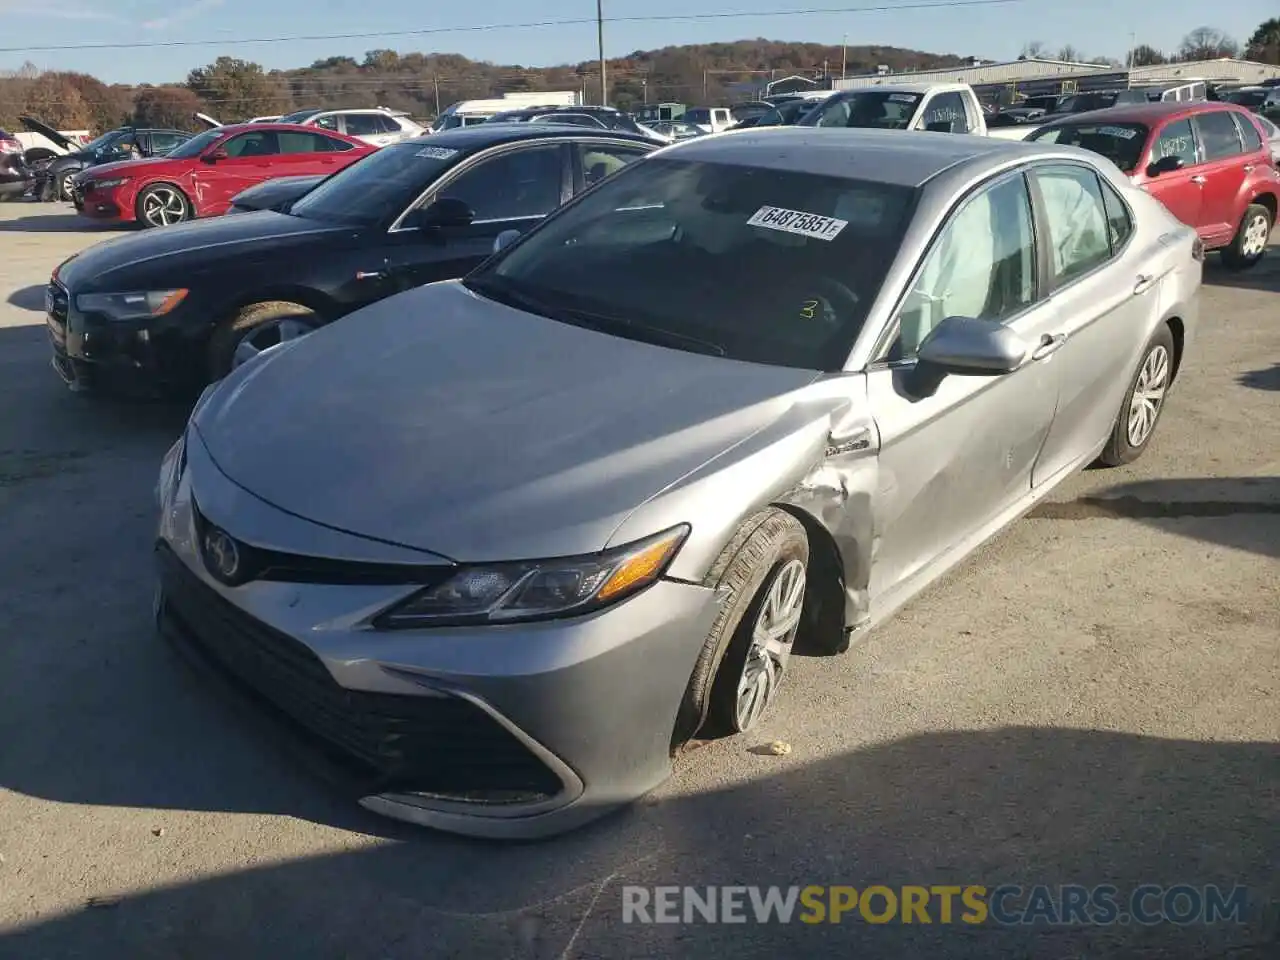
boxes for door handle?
[1242,164,1255,173]
[355,270,388,281]
[1133,273,1156,295]
[1190,175,1207,184]
[1031,333,1067,361]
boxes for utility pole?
[703,69,708,102]
[596,0,607,106]
[432,74,440,117]
[1127,32,1136,69]
[641,77,648,104]
[842,34,848,80]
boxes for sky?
[1,0,1275,85]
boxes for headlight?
[75,289,188,321]
[375,524,690,628]
[155,432,186,508]
[88,177,129,190]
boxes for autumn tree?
[186,57,292,119]
[1245,18,1280,64]
[132,86,206,129]
[1178,27,1239,61]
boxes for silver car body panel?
[164,129,1202,836]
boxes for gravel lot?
[0,200,1276,959]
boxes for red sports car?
[73,123,376,228]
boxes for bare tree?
[1130,44,1168,66]
[1178,27,1240,61]
[1020,40,1047,59]
[1057,45,1081,62]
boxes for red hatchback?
[73,123,375,228]
[1028,102,1279,269]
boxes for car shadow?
[0,728,1275,959]
[6,284,47,311]
[1202,249,1280,292]
[0,211,130,233]
[1028,476,1280,559]
[1238,363,1280,392]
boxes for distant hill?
[0,39,972,132]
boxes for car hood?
[192,281,818,561]
[19,115,75,151]
[56,211,351,291]
[79,157,173,180]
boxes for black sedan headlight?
[376,524,690,628]
[75,289,188,321]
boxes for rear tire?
[1097,324,1175,467]
[1219,203,1271,271]
[207,301,319,380]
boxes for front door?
[383,141,572,291]
[1143,117,1204,230]
[1026,162,1156,486]
[1191,110,1249,245]
[190,129,281,215]
[867,170,1059,599]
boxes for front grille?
[156,543,563,801]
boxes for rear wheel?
[1219,203,1272,271]
[207,301,319,380]
[136,184,191,228]
[1097,324,1175,467]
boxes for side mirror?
[1145,154,1183,177]
[202,148,228,164]
[493,228,522,254]
[413,197,475,229]
[906,316,1028,396]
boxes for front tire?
[673,509,809,745]
[207,301,319,380]
[1097,324,1175,467]
[1219,203,1272,271]
[135,184,192,228]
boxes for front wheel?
[1097,324,1175,467]
[136,184,191,228]
[207,301,319,380]
[1219,203,1272,271]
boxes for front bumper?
[155,442,721,838]
[45,280,207,397]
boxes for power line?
[0,0,1023,54]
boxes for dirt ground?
[0,201,1276,959]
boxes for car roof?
[664,127,1068,187]
[826,82,966,96]
[1041,101,1244,125]
[211,121,359,136]
[402,124,655,148]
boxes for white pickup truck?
[799,82,996,137]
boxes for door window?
[278,131,344,154]
[223,131,279,157]
[1192,111,1243,161]
[435,145,564,221]
[578,143,648,188]
[313,115,340,132]
[1231,112,1263,154]
[921,92,971,133]
[892,173,1037,359]
[148,132,187,154]
[1151,118,1197,167]
[342,113,385,137]
[1098,177,1133,251]
[1033,164,1112,284]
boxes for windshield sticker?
[415,146,459,160]
[888,93,917,103]
[1097,125,1139,139]
[747,206,848,241]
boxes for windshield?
[1027,122,1149,173]
[799,91,923,130]
[1225,90,1268,108]
[163,128,224,160]
[279,109,322,124]
[685,109,712,125]
[288,141,458,226]
[756,100,812,127]
[468,157,916,370]
[83,129,128,153]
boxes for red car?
[1028,101,1279,269]
[73,123,375,228]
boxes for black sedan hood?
[20,115,76,151]
[56,212,351,291]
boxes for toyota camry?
[155,128,1201,838]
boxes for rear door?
[1191,110,1249,244]
[276,130,357,176]
[342,113,398,148]
[1142,116,1204,230]
[383,140,572,291]
[189,129,281,215]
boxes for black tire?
[134,183,192,228]
[672,509,809,747]
[1219,203,1272,271]
[1097,324,1176,467]
[207,301,319,380]
[54,169,75,202]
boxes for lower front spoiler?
[155,579,626,841]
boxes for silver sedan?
[154,128,1202,838]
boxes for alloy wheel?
[1127,344,1169,448]
[232,317,315,368]
[142,188,187,227]
[1240,213,1270,259]
[734,558,806,732]
[58,175,74,201]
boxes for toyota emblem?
[202,527,241,582]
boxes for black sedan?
[46,124,658,398]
